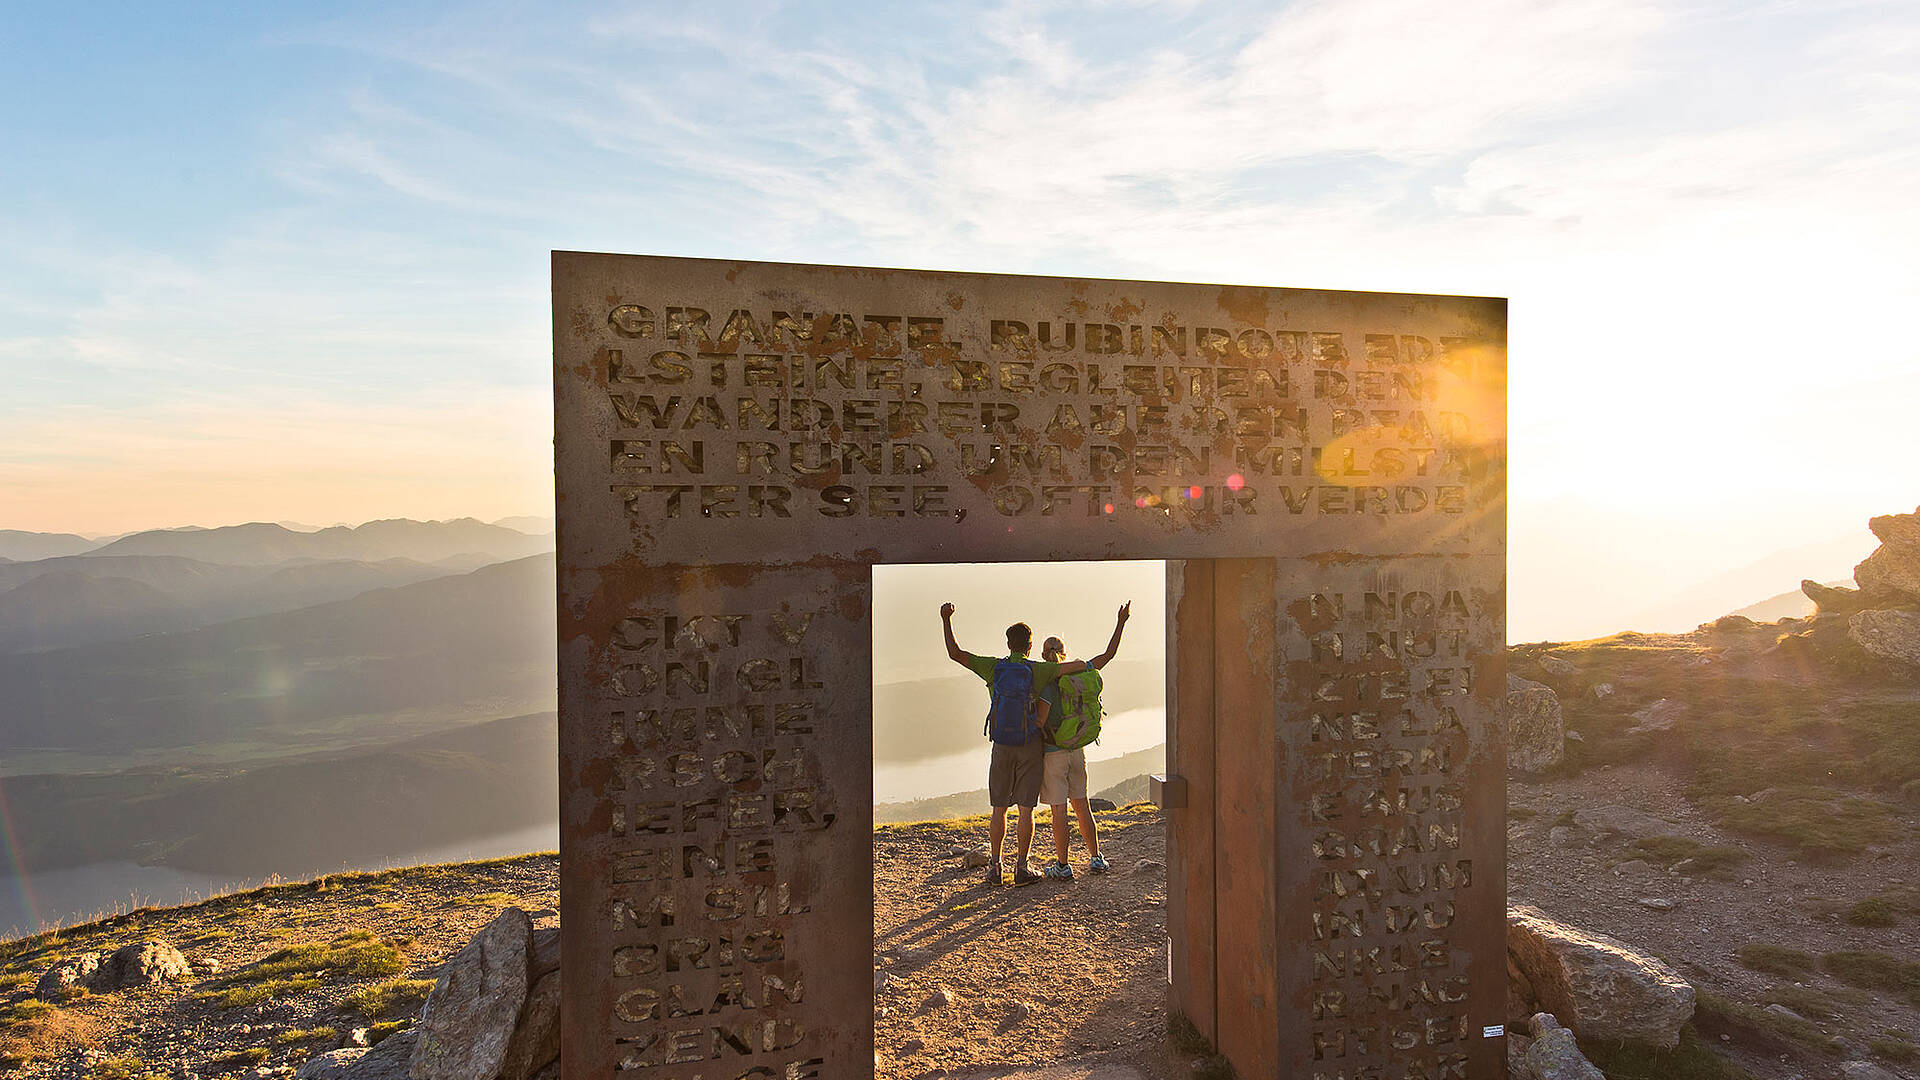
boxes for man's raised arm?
[1090,601,1131,670]
[939,603,971,667]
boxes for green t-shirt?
[964,652,1065,687]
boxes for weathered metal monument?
[554,252,1508,1079]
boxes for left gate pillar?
[555,556,874,1079]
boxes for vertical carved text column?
[1275,555,1506,1080]
[557,562,874,1079]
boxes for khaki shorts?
[1040,747,1088,805]
[988,740,1044,808]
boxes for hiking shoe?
[984,863,1005,886]
[1088,855,1110,874]
[1011,862,1041,887]
[1044,862,1074,880]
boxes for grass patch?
[274,1025,337,1045]
[368,1019,410,1044]
[1552,809,1578,828]
[1621,836,1750,879]
[213,1047,270,1071]
[1696,991,1842,1055]
[453,891,518,907]
[339,977,435,1019]
[0,997,58,1024]
[199,929,410,1009]
[1583,1028,1753,1080]
[0,970,35,993]
[1507,806,1538,821]
[1870,1036,1915,1063]
[1703,787,1906,857]
[1757,984,1864,1020]
[201,976,320,1009]
[1843,897,1900,927]
[1821,951,1920,1004]
[1736,943,1817,979]
[88,1055,162,1080]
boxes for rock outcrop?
[34,953,102,1001]
[299,909,559,1080]
[1523,1013,1606,1080]
[1848,609,1920,667]
[1803,578,1871,615]
[1507,905,1695,1048]
[1780,508,1920,669]
[1505,675,1565,772]
[1854,510,1920,605]
[410,907,535,1080]
[34,939,191,1001]
[92,940,192,990]
[297,1030,418,1079]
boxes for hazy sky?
[3,1,1915,640]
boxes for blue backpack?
[984,659,1038,746]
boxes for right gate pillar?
[1167,554,1507,1079]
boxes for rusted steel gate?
[553,252,1508,1080]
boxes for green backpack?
[1048,670,1105,751]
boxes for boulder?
[1804,579,1871,615]
[1854,511,1920,604]
[1087,797,1118,811]
[1507,905,1695,1048]
[1506,1032,1538,1080]
[1625,698,1685,735]
[1524,1014,1605,1080]
[34,952,102,1001]
[959,849,992,869]
[88,940,191,991]
[410,907,532,1080]
[1840,1061,1902,1080]
[498,969,560,1080]
[1505,675,1565,773]
[530,927,560,979]
[1848,609,1920,667]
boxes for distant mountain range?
[0,555,458,652]
[88,518,552,565]
[0,529,100,561]
[0,519,556,653]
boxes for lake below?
[1,708,1167,935]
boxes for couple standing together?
[939,600,1131,887]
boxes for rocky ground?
[0,784,1913,1079]
[873,806,1178,1080]
[0,857,561,1079]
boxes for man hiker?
[941,602,1089,886]
[1039,602,1130,880]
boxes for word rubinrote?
[555,253,1507,1080]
